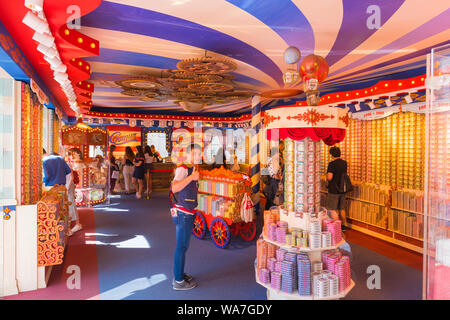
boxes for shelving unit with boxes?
[423,45,449,300]
[320,112,426,252]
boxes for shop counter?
[149,162,176,189]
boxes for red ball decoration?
[299,54,320,78]
[316,55,329,83]
[299,54,329,83]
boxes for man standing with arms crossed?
[171,143,202,290]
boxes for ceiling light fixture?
[385,98,392,107]
[405,94,413,104]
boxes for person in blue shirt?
[42,149,72,187]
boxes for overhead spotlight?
[25,0,44,12]
[354,103,361,111]
[37,43,57,58]
[368,102,375,109]
[32,32,54,47]
[385,98,393,107]
[22,11,49,34]
[405,94,413,104]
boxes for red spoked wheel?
[192,211,206,239]
[229,223,239,236]
[210,217,230,248]
[239,221,256,242]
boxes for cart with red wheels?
[171,187,257,248]
[193,211,257,248]
[191,167,257,248]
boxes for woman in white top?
[123,147,135,194]
[144,145,154,198]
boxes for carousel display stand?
[262,235,346,252]
[255,269,355,300]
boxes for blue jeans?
[173,211,195,281]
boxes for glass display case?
[423,43,450,300]
[61,119,109,207]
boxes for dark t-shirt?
[327,158,348,194]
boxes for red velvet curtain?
[266,128,346,145]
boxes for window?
[89,145,104,158]
[147,132,168,158]
[206,135,223,164]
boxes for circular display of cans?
[267,257,277,272]
[309,232,321,249]
[312,261,323,273]
[321,232,332,248]
[275,261,282,273]
[276,248,287,261]
[285,234,292,246]
[259,268,270,284]
[317,278,330,298]
[285,252,297,263]
[328,274,339,296]
[270,271,282,290]
[310,219,321,233]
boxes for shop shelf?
[255,271,355,300]
[388,228,424,241]
[347,217,386,229]
[262,235,346,252]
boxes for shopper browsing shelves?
[132,145,146,199]
[264,147,282,210]
[326,146,351,231]
[144,145,154,197]
[123,147,135,194]
[170,143,202,290]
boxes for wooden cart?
[171,167,257,248]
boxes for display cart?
[194,167,256,248]
[61,118,108,207]
[170,166,257,248]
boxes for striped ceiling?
[80,0,450,116]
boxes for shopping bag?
[241,193,254,223]
[111,170,119,180]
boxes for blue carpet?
[343,242,422,300]
[92,191,421,300]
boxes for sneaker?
[341,226,347,232]
[172,275,194,285]
[184,274,194,282]
[173,279,197,291]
